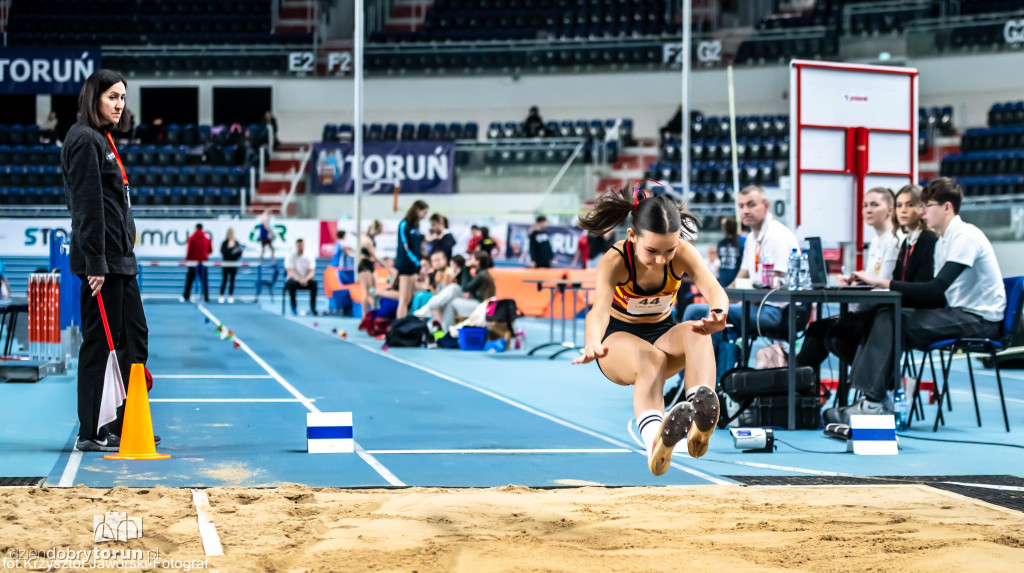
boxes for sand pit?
[1,484,1022,572]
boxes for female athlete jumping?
[574,182,728,475]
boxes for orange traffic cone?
[105,363,170,461]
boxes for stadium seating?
[0,123,252,209]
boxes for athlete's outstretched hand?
[690,309,727,335]
[572,342,608,365]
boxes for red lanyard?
[104,132,129,187]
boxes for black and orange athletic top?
[609,240,684,321]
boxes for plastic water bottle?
[787,249,800,290]
[761,256,775,288]
[893,387,909,431]
[798,250,811,290]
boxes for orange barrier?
[28,273,60,362]
[489,268,599,318]
[323,266,391,306]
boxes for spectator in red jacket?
[182,223,213,303]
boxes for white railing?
[280,147,312,217]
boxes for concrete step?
[258,180,304,195]
[268,159,302,172]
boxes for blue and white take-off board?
[306,412,354,453]
[849,414,898,455]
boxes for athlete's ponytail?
[578,180,698,237]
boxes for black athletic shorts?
[357,259,374,273]
[395,260,419,276]
[602,316,676,345]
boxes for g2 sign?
[1005,19,1024,44]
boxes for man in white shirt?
[286,238,318,316]
[827,177,1006,422]
[683,186,799,334]
[674,186,800,395]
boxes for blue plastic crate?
[458,326,488,351]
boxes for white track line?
[351,341,734,486]
[197,304,404,487]
[191,490,224,556]
[277,312,733,484]
[57,448,83,487]
[150,398,312,403]
[365,448,632,455]
[153,374,273,379]
[723,460,858,477]
[941,481,1024,492]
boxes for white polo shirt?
[286,250,316,278]
[934,216,1005,322]
[865,228,903,280]
[739,214,800,278]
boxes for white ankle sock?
[637,409,664,459]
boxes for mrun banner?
[310,141,456,194]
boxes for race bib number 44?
[626,295,673,315]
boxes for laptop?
[805,237,872,290]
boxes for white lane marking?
[57,448,83,487]
[153,374,273,379]
[941,481,1024,492]
[354,341,734,486]
[355,443,404,486]
[365,448,632,454]
[150,398,312,403]
[721,460,857,477]
[947,388,1024,405]
[197,304,405,487]
[191,490,224,556]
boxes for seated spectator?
[41,111,59,143]
[415,252,494,328]
[142,117,165,144]
[659,105,683,146]
[285,238,318,316]
[410,250,448,312]
[529,215,554,268]
[825,177,1006,422]
[523,106,545,138]
[716,217,744,287]
[796,187,909,380]
[427,214,456,260]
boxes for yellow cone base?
[105,452,171,460]
[105,363,170,462]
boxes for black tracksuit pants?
[77,274,149,440]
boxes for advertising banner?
[0,218,319,259]
[0,47,101,95]
[506,223,581,267]
[310,142,456,194]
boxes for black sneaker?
[649,402,695,476]
[105,434,161,447]
[76,437,119,452]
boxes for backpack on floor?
[486,298,519,341]
[385,317,432,348]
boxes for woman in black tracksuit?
[395,200,429,319]
[63,69,151,452]
[219,227,244,302]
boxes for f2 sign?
[662,41,722,66]
[288,51,315,74]
[326,52,353,75]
